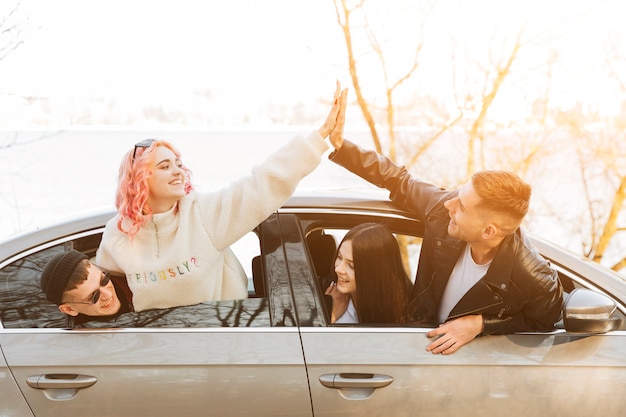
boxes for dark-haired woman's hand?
[324,281,350,323]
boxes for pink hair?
[115,140,193,239]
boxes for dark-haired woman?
[325,223,411,324]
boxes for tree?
[0,0,25,62]
[1,0,30,153]
[333,0,460,273]
[565,32,626,274]
[0,1,44,237]
[332,0,562,273]
[333,0,459,164]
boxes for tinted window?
[0,244,68,328]
[80,298,270,328]
[0,232,268,329]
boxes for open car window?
[0,231,268,329]
[303,221,423,327]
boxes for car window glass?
[0,245,68,329]
[78,298,270,328]
[0,232,268,329]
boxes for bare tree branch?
[593,175,626,262]
[406,112,462,170]
[364,2,431,160]
[575,141,599,258]
[0,1,26,62]
[610,257,626,273]
[0,131,63,150]
[334,0,383,154]
[334,0,437,160]
[466,29,524,176]
[605,31,626,92]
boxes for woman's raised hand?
[318,80,348,139]
[329,83,347,150]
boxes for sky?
[0,0,625,127]
[0,0,344,124]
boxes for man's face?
[443,181,488,243]
[59,264,121,317]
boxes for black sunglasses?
[132,138,156,162]
[62,269,111,305]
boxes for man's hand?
[318,81,348,138]
[426,315,484,355]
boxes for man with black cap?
[40,249,133,325]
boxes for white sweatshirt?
[96,130,328,311]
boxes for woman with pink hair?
[96,83,347,312]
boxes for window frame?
[289,210,425,328]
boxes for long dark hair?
[336,223,411,324]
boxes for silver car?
[1,191,624,417]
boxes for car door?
[300,327,625,417]
[284,212,626,417]
[0,345,34,417]
[0,223,313,417]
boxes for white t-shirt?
[438,244,491,323]
[335,298,359,324]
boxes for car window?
[305,224,422,326]
[0,244,67,329]
[0,231,268,329]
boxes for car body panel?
[300,328,626,417]
[0,347,35,417]
[1,328,311,417]
[276,195,626,417]
[532,237,626,313]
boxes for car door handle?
[26,374,98,390]
[319,373,393,389]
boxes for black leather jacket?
[330,140,563,335]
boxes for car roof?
[0,189,398,261]
[281,188,402,213]
[0,209,115,263]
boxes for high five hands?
[324,280,350,323]
[318,80,348,150]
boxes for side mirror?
[563,288,623,333]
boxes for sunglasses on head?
[132,138,156,162]
[62,268,111,305]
